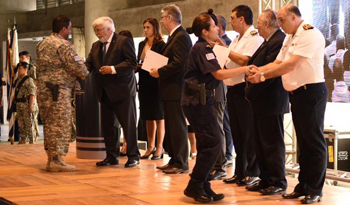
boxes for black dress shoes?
[156,163,172,170]
[184,189,213,203]
[301,195,322,204]
[209,170,227,180]
[246,181,268,191]
[124,159,140,168]
[140,148,156,159]
[204,182,225,201]
[282,191,306,199]
[259,186,286,195]
[163,167,189,174]
[223,175,240,184]
[96,158,119,166]
[236,176,260,186]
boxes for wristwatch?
[260,72,266,82]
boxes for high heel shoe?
[140,147,156,159]
[151,150,164,160]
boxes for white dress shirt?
[276,21,325,91]
[224,26,264,86]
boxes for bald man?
[248,4,327,204]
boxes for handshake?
[245,65,264,84]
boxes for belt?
[184,85,215,98]
[184,89,215,98]
[16,98,27,103]
[289,83,323,95]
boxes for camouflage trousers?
[70,102,76,143]
[37,83,73,157]
[16,104,35,143]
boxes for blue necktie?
[102,42,108,63]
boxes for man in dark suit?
[245,9,289,195]
[86,16,140,168]
[150,4,192,174]
[217,15,232,46]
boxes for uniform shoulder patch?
[250,30,258,35]
[303,24,314,30]
[206,53,215,61]
[1,77,5,82]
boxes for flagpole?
[7,18,19,145]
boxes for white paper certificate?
[142,50,169,72]
[213,44,230,69]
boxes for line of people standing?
[33,3,328,205]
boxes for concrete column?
[85,0,128,56]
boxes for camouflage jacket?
[15,75,38,111]
[36,33,89,87]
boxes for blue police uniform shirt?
[184,37,221,89]
[182,37,222,106]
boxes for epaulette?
[303,24,314,30]
[250,30,258,35]
[206,45,212,48]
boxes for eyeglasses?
[94,28,105,33]
[160,15,169,20]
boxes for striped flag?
[6,24,19,144]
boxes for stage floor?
[0,143,349,205]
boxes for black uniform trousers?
[254,114,287,189]
[290,82,328,196]
[163,101,189,170]
[183,97,222,183]
[227,84,259,179]
[100,90,140,161]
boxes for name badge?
[206,53,215,61]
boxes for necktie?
[102,42,108,63]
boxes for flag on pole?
[6,23,19,144]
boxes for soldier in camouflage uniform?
[19,51,40,142]
[15,62,37,144]
[36,15,89,172]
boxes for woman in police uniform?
[182,12,249,203]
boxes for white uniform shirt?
[276,21,325,91]
[224,26,263,86]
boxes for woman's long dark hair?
[143,17,163,44]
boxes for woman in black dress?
[137,18,166,159]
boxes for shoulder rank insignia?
[250,30,258,35]
[303,24,314,30]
